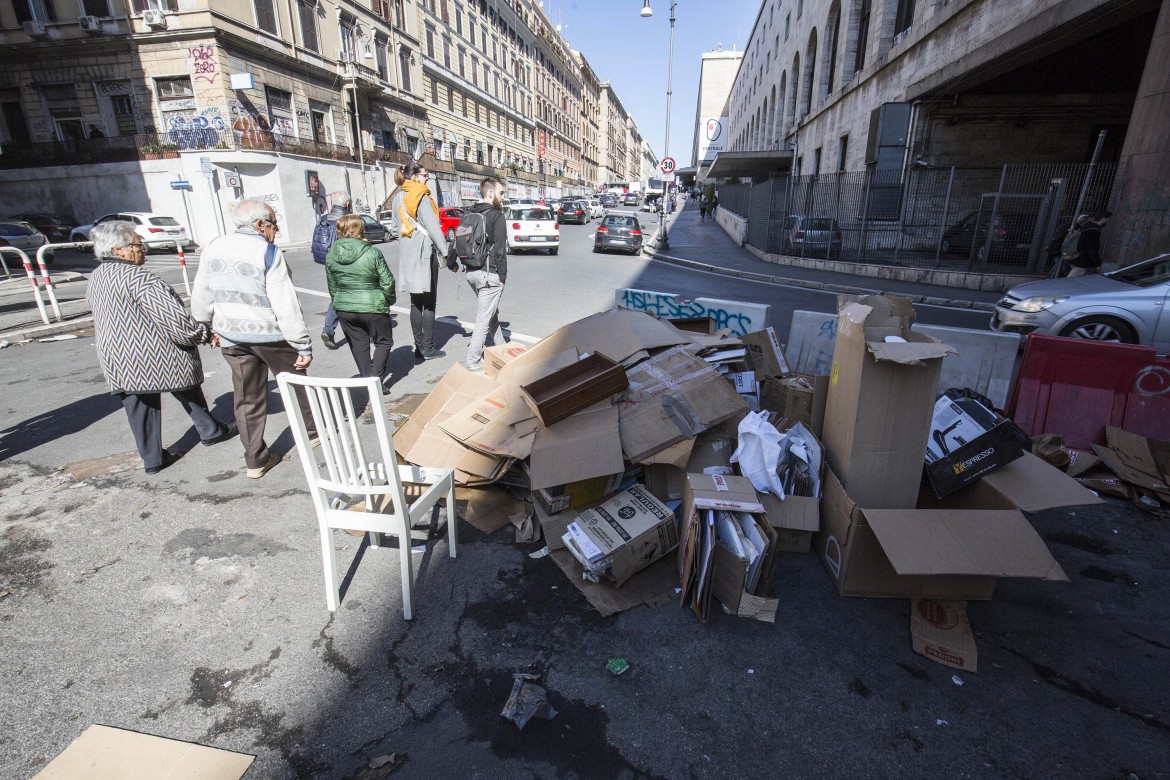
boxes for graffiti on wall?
[189,45,218,85]
[167,106,227,150]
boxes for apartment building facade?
[598,81,629,184]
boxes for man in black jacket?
[310,191,351,348]
[1067,210,1111,277]
[461,177,508,372]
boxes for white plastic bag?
[730,411,787,498]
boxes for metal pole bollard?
[5,247,50,325]
[34,244,63,322]
[176,244,192,296]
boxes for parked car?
[505,206,559,255]
[0,221,49,262]
[781,215,843,257]
[991,253,1170,350]
[438,207,465,243]
[376,210,399,239]
[71,212,191,252]
[593,214,644,255]
[623,193,640,207]
[942,210,1038,265]
[557,201,589,225]
[359,214,388,244]
[6,213,79,244]
[586,199,605,219]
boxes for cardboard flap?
[527,405,624,490]
[1104,425,1170,481]
[866,337,956,365]
[864,508,1068,580]
[981,451,1104,509]
[34,724,254,780]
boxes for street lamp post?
[642,0,676,250]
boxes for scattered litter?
[0,340,9,349]
[38,334,79,342]
[223,680,233,688]
[747,668,755,674]
[528,545,550,559]
[0,589,12,601]
[606,658,629,676]
[500,673,557,730]
[951,675,964,686]
[936,719,948,727]
[368,753,405,772]
[411,544,427,554]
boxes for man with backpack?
[450,177,508,372]
[1067,211,1111,278]
[310,191,351,349]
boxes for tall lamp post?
[641,0,675,250]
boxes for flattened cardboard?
[637,437,695,468]
[534,498,571,551]
[548,549,678,617]
[1090,425,1170,502]
[740,327,790,378]
[685,473,766,514]
[439,384,538,459]
[685,431,734,475]
[980,451,1103,510]
[455,486,528,534]
[484,343,528,378]
[911,599,979,672]
[620,346,748,462]
[394,364,493,458]
[710,513,780,622]
[527,404,624,490]
[822,299,955,509]
[529,465,642,515]
[34,724,254,780]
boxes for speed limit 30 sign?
[660,157,676,175]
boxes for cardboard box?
[758,489,820,554]
[740,326,789,379]
[679,474,775,622]
[529,464,643,515]
[484,343,528,378]
[924,395,1025,498]
[620,346,749,463]
[644,463,687,504]
[439,384,539,460]
[911,599,979,672]
[727,370,756,394]
[665,316,717,333]
[821,297,956,508]
[562,485,679,586]
[1091,425,1170,503]
[527,404,625,490]
[814,454,1099,600]
[760,373,829,438]
[521,352,628,426]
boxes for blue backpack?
[311,213,338,265]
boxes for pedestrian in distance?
[450,176,508,372]
[710,192,719,218]
[1047,214,1090,278]
[192,199,317,479]
[310,191,352,350]
[85,221,237,475]
[389,163,450,361]
[326,214,397,392]
[699,193,708,220]
[1066,210,1112,278]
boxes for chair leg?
[398,514,414,621]
[368,531,381,549]
[445,481,458,559]
[320,525,340,611]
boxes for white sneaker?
[246,453,281,479]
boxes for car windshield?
[149,217,180,226]
[1106,255,1170,288]
[0,222,35,236]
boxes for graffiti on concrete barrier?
[811,317,837,375]
[1135,365,1170,397]
[615,288,768,336]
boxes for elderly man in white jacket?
[191,198,317,479]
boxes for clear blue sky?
[550,0,757,167]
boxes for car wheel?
[446,228,455,242]
[548,247,558,256]
[71,233,86,243]
[1060,316,1136,344]
[592,246,600,254]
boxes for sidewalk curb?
[642,246,997,312]
[1,315,95,344]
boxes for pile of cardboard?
[392,299,1103,650]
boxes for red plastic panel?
[1006,335,1158,450]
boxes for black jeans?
[119,386,224,468]
[337,310,394,383]
[409,251,440,352]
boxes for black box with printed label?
[924,396,1024,498]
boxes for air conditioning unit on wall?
[78,15,108,34]
[22,20,49,38]
[143,9,167,29]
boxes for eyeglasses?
[415,172,430,180]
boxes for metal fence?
[719,162,1122,275]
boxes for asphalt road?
[0,224,1165,779]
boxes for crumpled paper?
[500,673,558,730]
[730,411,786,498]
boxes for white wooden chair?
[276,373,457,619]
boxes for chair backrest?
[276,373,406,515]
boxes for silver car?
[991,253,1170,352]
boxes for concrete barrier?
[615,288,770,335]
[786,310,1021,408]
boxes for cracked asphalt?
[2,311,1168,779]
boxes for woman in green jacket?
[326,214,397,389]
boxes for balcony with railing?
[0,129,412,170]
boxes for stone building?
[690,46,743,169]
[575,50,602,189]
[598,81,630,184]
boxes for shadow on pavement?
[0,391,123,462]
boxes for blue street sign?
[170,180,190,189]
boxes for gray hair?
[231,198,275,228]
[331,191,352,208]
[91,221,138,259]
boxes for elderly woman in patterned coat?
[85,221,237,474]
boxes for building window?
[455,5,462,34]
[447,86,454,112]
[266,87,294,136]
[443,37,451,68]
[400,47,413,91]
[13,0,57,22]
[376,35,389,81]
[340,18,357,61]
[458,47,465,77]
[430,77,438,104]
[394,0,405,28]
[298,0,319,52]
[155,76,193,101]
[311,109,327,143]
[894,0,915,37]
[110,95,137,135]
[838,134,849,172]
[254,0,278,35]
[2,101,31,143]
[425,24,435,58]
[82,0,111,16]
[784,12,790,40]
[471,57,478,86]
[462,94,468,117]
[854,0,871,72]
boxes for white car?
[72,211,192,251]
[505,206,559,255]
[586,199,605,219]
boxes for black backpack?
[453,210,490,270]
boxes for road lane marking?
[293,286,540,344]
